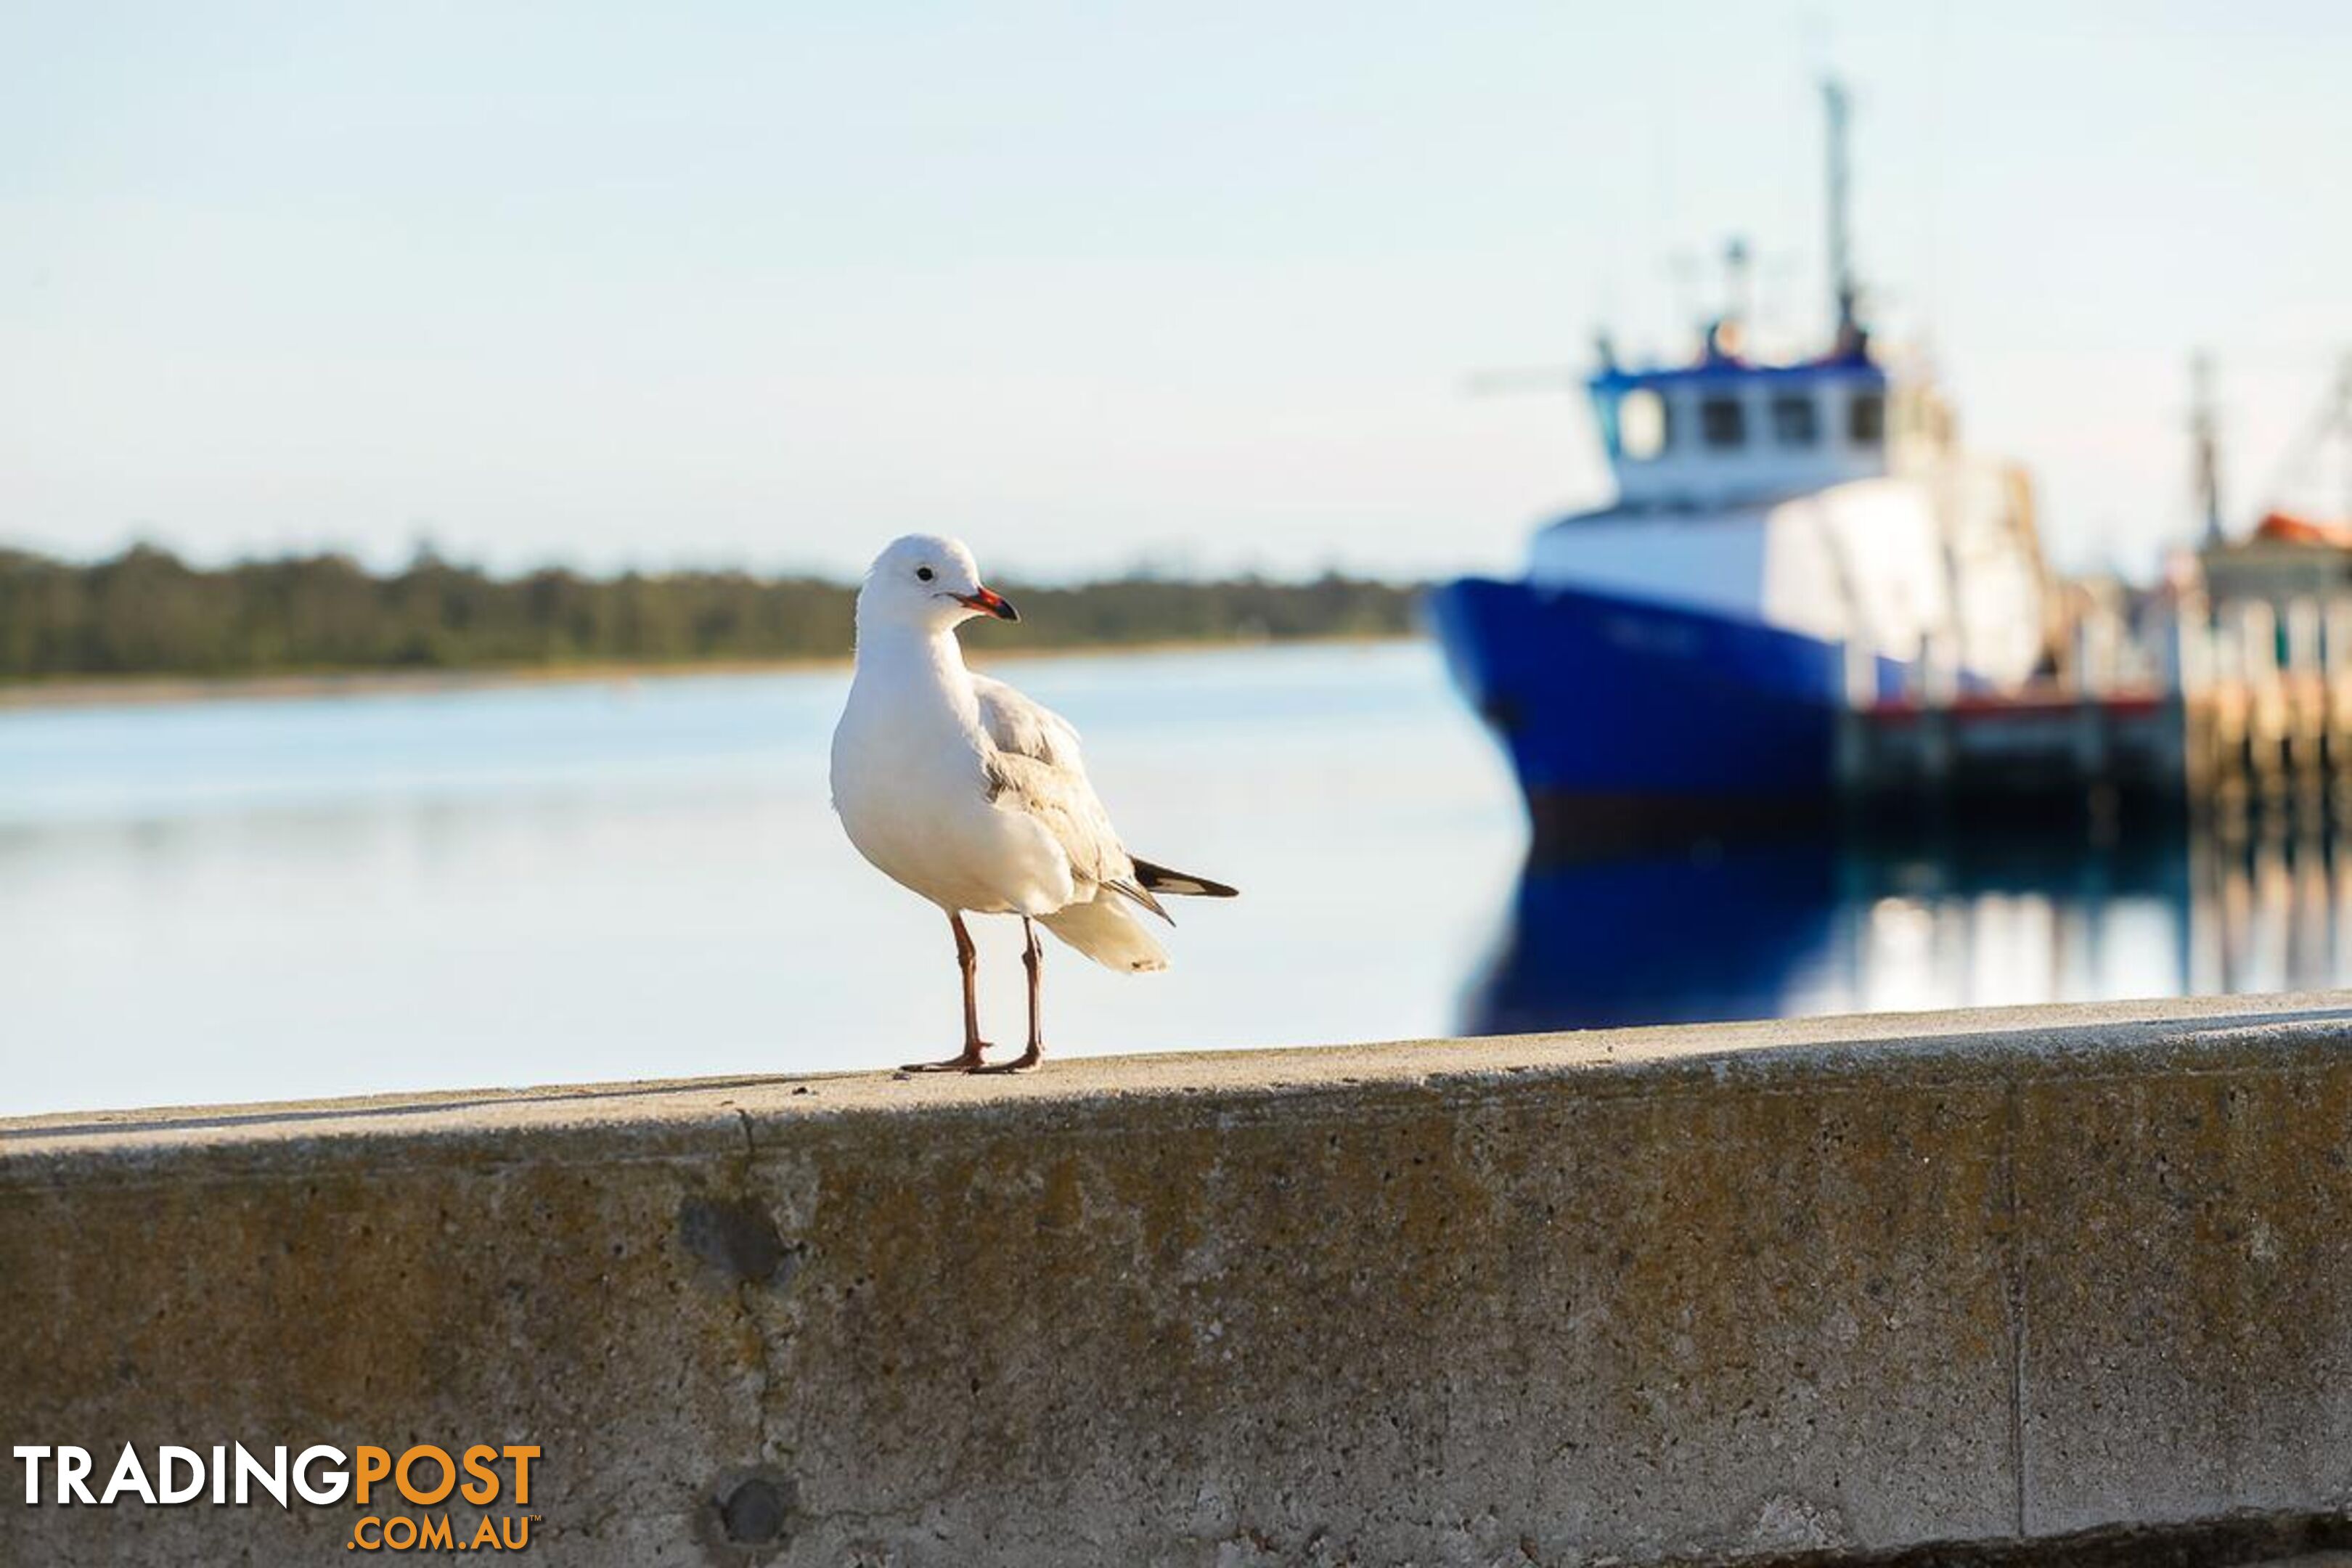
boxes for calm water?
[1,640,2344,1117]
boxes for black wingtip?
[1130,857,1239,899]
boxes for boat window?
[1770,393,1818,447]
[1699,394,1745,449]
[1617,388,1669,460]
[1848,389,1885,445]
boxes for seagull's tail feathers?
[1040,896,1170,974]
[1129,857,1239,899]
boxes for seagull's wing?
[971,674,1167,923]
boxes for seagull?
[830,534,1238,1073]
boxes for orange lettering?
[354,1447,390,1506]
[460,1444,500,1506]
[395,1445,454,1506]
[502,1445,539,1506]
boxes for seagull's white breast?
[830,659,1077,917]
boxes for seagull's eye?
[915,566,934,582]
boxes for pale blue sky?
[7,1,2351,580]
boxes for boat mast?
[2190,351,2226,547]
[1823,77,1861,354]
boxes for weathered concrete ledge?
[9,994,2352,1565]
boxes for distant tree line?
[0,544,1422,681]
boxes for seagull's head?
[857,534,1020,635]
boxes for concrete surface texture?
[8,992,2352,1565]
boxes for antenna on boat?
[1822,75,1862,356]
[1719,237,1752,357]
[2190,351,2226,547]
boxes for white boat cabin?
[1591,352,1898,512]
[1527,342,2046,686]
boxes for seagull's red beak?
[954,587,1020,622]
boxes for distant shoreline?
[0,633,1418,713]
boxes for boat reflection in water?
[1462,828,2351,1037]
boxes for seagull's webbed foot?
[903,1044,993,1073]
[971,1045,1042,1074]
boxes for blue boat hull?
[1426,576,1882,852]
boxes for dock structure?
[1838,592,2352,826]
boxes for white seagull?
[830,534,1238,1072]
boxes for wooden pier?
[1838,595,2352,827]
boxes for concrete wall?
[9,995,2352,1565]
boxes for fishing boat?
[1429,81,2054,854]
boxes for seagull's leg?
[976,917,1045,1074]
[902,910,992,1071]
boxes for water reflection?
[1469,841,1842,1032]
[1462,828,2347,1036]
